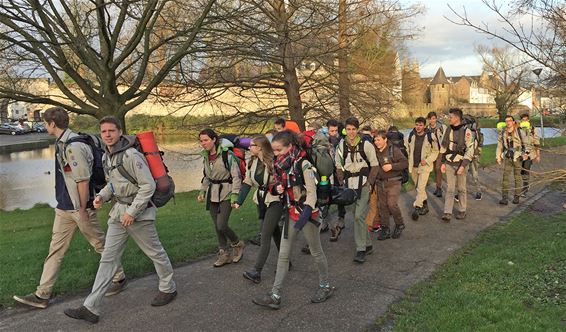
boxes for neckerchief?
[273,145,306,193]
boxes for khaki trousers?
[411,167,431,208]
[35,208,125,299]
[502,158,522,198]
[346,185,372,251]
[444,164,468,214]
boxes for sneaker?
[365,245,374,255]
[13,293,49,309]
[391,224,405,239]
[454,194,460,202]
[243,269,261,284]
[252,292,281,310]
[512,196,520,204]
[151,291,177,306]
[376,227,391,240]
[441,213,452,222]
[411,207,420,221]
[499,198,509,205]
[311,285,335,303]
[475,192,482,200]
[249,234,261,246]
[105,278,127,297]
[329,226,342,242]
[231,240,245,263]
[213,248,232,267]
[455,211,466,220]
[301,244,311,255]
[353,251,366,263]
[64,306,99,324]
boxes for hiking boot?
[213,249,232,267]
[455,211,466,220]
[64,306,99,324]
[475,192,483,200]
[419,201,429,215]
[441,213,452,222]
[231,241,245,263]
[311,285,335,303]
[329,226,342,242]
[365,245,374,255]
[512,196,520,204]
[151,291,177,306]
[105,278,127,297]
[249,233,261,246]
[337,217,345,229]
[13,293,49,309]
[391,224,405,239]
[353,251,366,263]
[454,194,460,202]
[411,207,420,221]
[376,227,391,240]
[243,269,261,284]
[252,292,281,310]
[434,187,443,197]
[499,198,509,205]
[301,244,311,255]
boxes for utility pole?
[532,68,544,146]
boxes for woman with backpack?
[197,129,245,267]
[233,135,285,283]
[252,130,333,310]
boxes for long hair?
[252,135,274,175]
[272,129,306,150]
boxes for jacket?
[335,136,379,189]
[496,126,533,162]
[200,139,242,204]
[405,130,439,174]
[440,124,475,167]
[375,143,409,181]
[242,157,279,206]
[428,123,448,149]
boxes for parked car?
[32,123,47,133]
[0,123,24,135]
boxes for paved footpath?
[1,146,565,331]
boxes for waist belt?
[344,167,369,179]
[115,196,152,208]
[378,176,402,183]
[209,178,232,184]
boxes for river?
[0,128,563,211]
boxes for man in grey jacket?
[64,116,176,324]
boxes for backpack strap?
[112,151,138,186]
[409,130,433,146]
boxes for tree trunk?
[337,0,352,121]
[495,95,507,122]
[284,65,305,130]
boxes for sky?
[404,0,508,78]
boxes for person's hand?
[535,155,541,163]
[456,166,465,175]
[197,194,205,203]
[522,154,529,161]
[276,184,285,194]
[382,164,393,172]
[420,160,427,166]
[440,164,446,173]
[497,158,502,165]
[232,203,240,209]
[93,196,103,209]
[121,213,134,227]
[78,208,89,223]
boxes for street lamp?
[532,68,544,146]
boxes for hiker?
[197,129,245,267]
[327,119,348,240]
[405,117,439,221]
[427,111,448,198]
[335,117,378,263]
[64,116,176,324]
[234,135,283,284]
[374,130,409,240]
[252,130,333,309]
[439,108,475,222]
[274,118,286,132]
[13,107,126,310]
[496,115,533,205]
[519,113,541,196]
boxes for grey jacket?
[200,139,242,203]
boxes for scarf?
[273,145,306,191]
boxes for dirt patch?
[528,190,566,215]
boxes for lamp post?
[532,68,544,146]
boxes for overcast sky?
[404,0,507,78]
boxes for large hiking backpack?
[111,135,175,208]
[387,144,409,185]
[386,129,408,158]
[462,114,484,154]
[64,133,106,194]
[219,134,247,180]
[303,131,335,180]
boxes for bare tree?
[0,0,216,131]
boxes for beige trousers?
[411,167,432,208]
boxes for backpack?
[110,135,175,208]
[386,129,408,158]
[462,114,483,154]
[388,144,409,185]
[64,133,106,194]
[303,131,335,180]
[220,134,247,180]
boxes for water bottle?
[317,175,331,206]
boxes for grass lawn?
[0,191,259,308]
[376,209,566,332]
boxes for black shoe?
[499,198,509,205]
[435,188,443,197]
[151,291,177,306]
[419,202,429,215]
[475,192,482,200]
[353,251,366,263]
[411,208,420,221]
[243,269,261,284]
[512,196,520,204]
[301,244,311,255]
[365,246,373,255]
[376,227,391,240]
[64,306,99,324]
[391,224,405,239]
[454,194,460,202]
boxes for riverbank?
[0,133,55,153]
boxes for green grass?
[479,136,566,167]
[376,209,566,332]
[0,191,259,308]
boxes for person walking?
[519,113,541,196]
[405,117,439,220]
[326,119,348,241]
[252,130,333,310]
[374,130,408,239]
[439,108,475,222]
[64,116,176,324]
[234,135,283,284]
[496,115,533,205]
[13,107,126,310]
[197,129,245,267]
[427,112,447,198]
[335,117,379,263]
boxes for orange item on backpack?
[285,120,301,133]
[137,131,169,191]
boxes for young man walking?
[496,115,533,205]
[427,112,447,198]
[519,113,541,196]
[13,107,126,309]
[405,117,439,220]
[327,119,348,241]
[65,116,176,324]
[335,117,378,263]
[439,108,475,222]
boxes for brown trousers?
[433,154,443,189]
[377,180,404,229]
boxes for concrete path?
[1,146,564,331]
